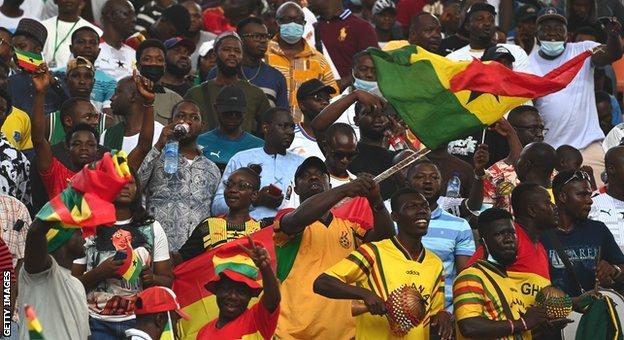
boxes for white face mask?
[539,40,565,57]
[352,73,382,97]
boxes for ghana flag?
[14,48,43,73]
[25,305,44,340]
[370,45,592,149]
[36,151,132,237]
[172,227,275,340]
[116,246,143,285]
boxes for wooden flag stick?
[373,148,431,184]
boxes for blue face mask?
[353,75,381,96]
[280,22,304,44]
[351,0,363,5]
[540,40,565,57]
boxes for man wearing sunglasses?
[541,170,624,297]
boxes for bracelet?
[613,265,623,280]
[508,319,514,334]
[143,102,154,107]
[520,317,528,331]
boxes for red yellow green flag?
[25,304,44,340]
[14,48,43,72]
[116,246,143,285]
[370,45,591,149]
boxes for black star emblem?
[28,58,34,63]
[116,60,125,68]
[466,90,499,105]
[133,259,137,266]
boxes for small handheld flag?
[25,304,44,340]
[160,311,174,340]
[14,48,43,73]
[115,246,143,285]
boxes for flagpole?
[373,148,431,184]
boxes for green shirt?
[48,110,107,145]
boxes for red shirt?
[468,223,550,280]
[40,157,76,198]
[317,9,379,78]
[202,7,235,35]
[396,0,428,30]
[0,238,14,283]
[197,302,279,340]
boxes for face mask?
[139,64,165,82]
[353,75,382,96]
[539,40,565,57]
[350,0,362,5]
[280,22,304,44]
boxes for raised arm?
[127,70,156,170]
[310,90,385,146]
[31,65,54,173]
[241,237,280,312]
[313,273,387,316]
[592,18,624,67]
[23,219,53,274]
[464,143,488,213]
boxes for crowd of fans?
[0,0,623,339]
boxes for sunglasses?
[562,170,590,187]
[223,180,255,191]
[331,150,359,160]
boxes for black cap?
[296,79,337,102]
[14,19,47,48]
[463,2,497,26]
[216,85,246,114]
[536,6,567,25]
[515,4,539,23]
[481,45,515,62]
[294,156,329,180]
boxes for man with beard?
[212,107,304,220]
[454,208,548,339]
[97,0,137,80]
[182,0,216,74]
[185,32,270,134]
[509,5,539,55]
[135,39,183,125]
[446,3,533,73]
[206,17,288,108]
[161,37,195,97]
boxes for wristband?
[520,317,528,331]
[508,319,514,334]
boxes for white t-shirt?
[529,41,604,149]
[603,123,624,152]
[303,6,316,49]
[18,256,90,340]
[446,43,534,74]
[590,193,624,252]
[0,12,35,32]
[0,0,43,19]
[95,41,136,81]
[331,87,361,140]
[41,17,103,69]
[100,121,164,154]
[289,123,325,160]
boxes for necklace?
[51,18,80,67]
[242,63,262,82]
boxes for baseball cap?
[204,241,264,297]
[198,40,215,57]
[216,85,246,114]
[135,286,190,320]
[296,79,337,102]
[67,56,95,75]
[481,45,516,62]
[215,31,241,48]
[536,6,567,25]
[14,18,47,48]
[372,0,396,16]
[294,156,330,180]
[164,37,196,54]
[465,2,497,23]
[515,4,539,23]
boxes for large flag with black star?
[369,45,591,149]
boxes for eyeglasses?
[277,17,306,25]
[240,33,271,42]
[223,180,255,191]
[512,124,549,134]
[331,150,359,160]
[562,170,590,187]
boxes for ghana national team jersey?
[197,301,279,340]
[325,237,445,340]
[453,260,531,340]
[273,208,369,340]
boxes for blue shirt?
[212,147,304,220]
[541,219,624,297]
[54,67,117,112]
[8,71,64,115]
[422,206,475,311]
[206,63,289,108]
[197,129,264,167]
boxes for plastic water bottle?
[446,171,461,198]
[163,140,179,174]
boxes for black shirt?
[348,142,397,200]
[438,35,470,56]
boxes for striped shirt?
[590,193,624,252]
[454,260,531,340]
[325,237,445,339]
[135,1,163,32]
[0,238,13,284]
[422,207,475,311]
[0,194,29,268]
[265,39,339,123]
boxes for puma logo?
[210,151,221,158]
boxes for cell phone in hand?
[268,184,282,196]
[113,251,127,261]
